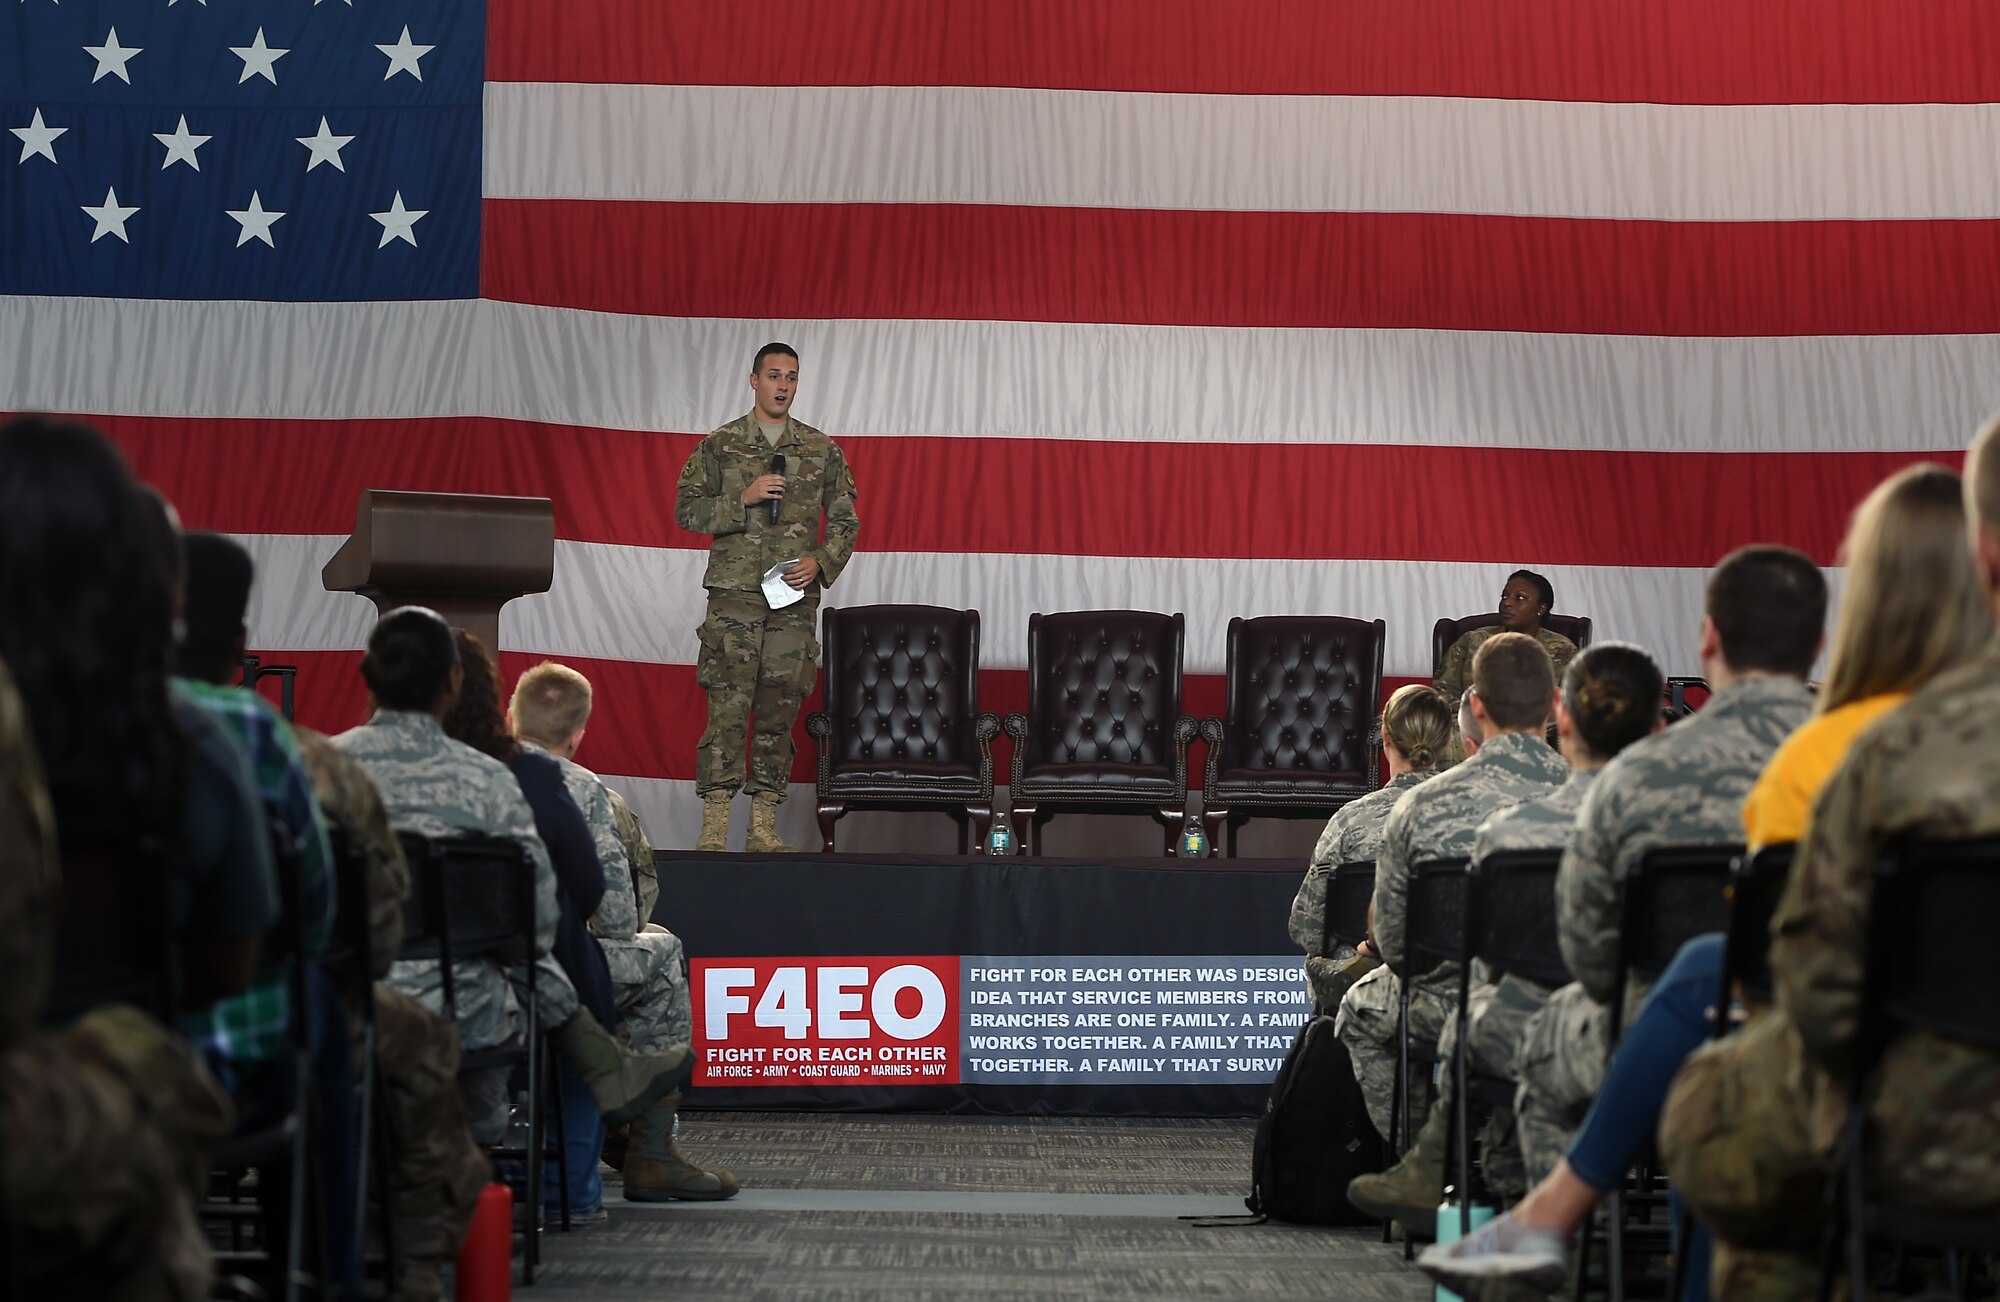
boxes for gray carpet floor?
[521,1111,1432,1300]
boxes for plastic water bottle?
[1432,1185,1497,1302]
[1179,816,1209,858]
[986,822,1015,856]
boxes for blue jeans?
[544,1055,605,1216]
[1563,933,1723,1302]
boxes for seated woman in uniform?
[1436,570,1577,706]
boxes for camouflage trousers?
[0,1006,232,1302]
[369,985,490,1302]
[694,590,819,797]
[1335,962,1457,1144]
[600,925,691,1052]
[385,953,578,1058]
[1433,973,1553,1200]
[1514,979,1613,1186]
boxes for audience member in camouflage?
[297,727,486,1302]
[676,343,860,853]
[1291,684,1456,1010]
[1435,570,1578,706]
[1339,635,1567,1157]
[1662,430,2000,1300]
[1514,549,1823,1183]
[607,784,660,923]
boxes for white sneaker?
[1417,1212,1570,1293]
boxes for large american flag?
[6,0,1997,852]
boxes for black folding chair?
[1396,856,1469,1256]
[1821,836,2000,1302]
[396,830,565,1285]
[1451,848,1570,1236]
[1313,860,1377,1016]
[209,819,320,1302]
[1578,843,1740,1302]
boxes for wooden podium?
[321,490,555,651]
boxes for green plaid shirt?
[178,680,336,1069]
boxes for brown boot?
[1348,1095,1449,1237]
[622,1092,739,1202]
[743,796,795,853]
[550,1010,694,1128]
[695,793,732,851]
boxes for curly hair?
[0,417,185,843]
[441,630,519,763]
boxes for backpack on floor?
[1242,1012,1385,1225]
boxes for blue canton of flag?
[0,0,481,300]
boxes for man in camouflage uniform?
[1661,424,2000,1300]
[1514,547,1822,1185]
[297,727,488,1302]
[1435,571,1578,707]
[675,342,861,853]
[509,662,737,1200]
[332,608,691,1147]
[0,660,231,1301]
[1339,634,1568,1231]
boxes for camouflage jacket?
[673,413,860,597]
[1436,624,1577,705]
[519,741,636,941]
[1559,676,1813,1004]
[605,786,658,925]
[0,662,58,1047]
[1473,768,1598,861]
[1774,638,2000,1103]
[1375,732,1569,974]
[331,710,559,1047]
[296,727,411,977]
[1288,770,1431,955]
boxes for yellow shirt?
[1740,692,1908,851]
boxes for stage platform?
[653,851,1313,1118]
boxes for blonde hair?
[1970,412,2000,537]
[1820,463,1992,714]
[1380,684,1455,773]
[510,660,594,745]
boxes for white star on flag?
[81,186,139,243]
[225,192,286,248]
[230,28,289,85]
[296,117,355,173]
[10,108,66,165]
[376,26,434,81]
[153,115,211,171]
[369,191,427,247]
[84,26,142,84]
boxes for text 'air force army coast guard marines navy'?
[675,343,860,854]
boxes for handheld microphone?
[768,453,786,525]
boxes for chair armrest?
[1002,712,1030,788]
[1171,715,1201,802]
[804,710,834,797]
[1367,722,1381,788]
[1197,716,1225,800]
[974,712,1002,801]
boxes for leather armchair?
[1201,616,1384,857]
[1003,610,1197,855]
[804,605,1000,852]
[1430,612,1594,680]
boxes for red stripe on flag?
[91,414,1950,568]
[483,202,2000,338]
[486,0,2000,104]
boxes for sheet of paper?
[762,560,807,610]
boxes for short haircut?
[1508,568,1555,612]
[1562,641,1664,760]
[511,660,594,745]
[1705,545,1827,677]
[1471,631,1556,731]
[1458,687,1483,747]
[753,342,799,374]
[360,607,459,712]
[179,531,255,685]
[1970,411,2000,535]
[1379,683,1455,773]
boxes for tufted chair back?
[822,605,979,770]
[1024,610,1184,770]
[1430,612,1593,677]
[1219,616,1383,777]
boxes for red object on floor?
[456,1182,513,1301]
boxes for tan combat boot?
[1348,1096,1449,1237]
[622,1091,739,1202]
[695,792,732,851]
[550,1009,694,1128]
[743,795,795,853]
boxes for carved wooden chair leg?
[815,803,842,853]
[966,804,994,853]
[1010,803,1035,855]
[1201,806,1227,858]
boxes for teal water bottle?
[1179,816,1209,858]
[1432,1182,1497,1302]
[986,822,1015,856]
